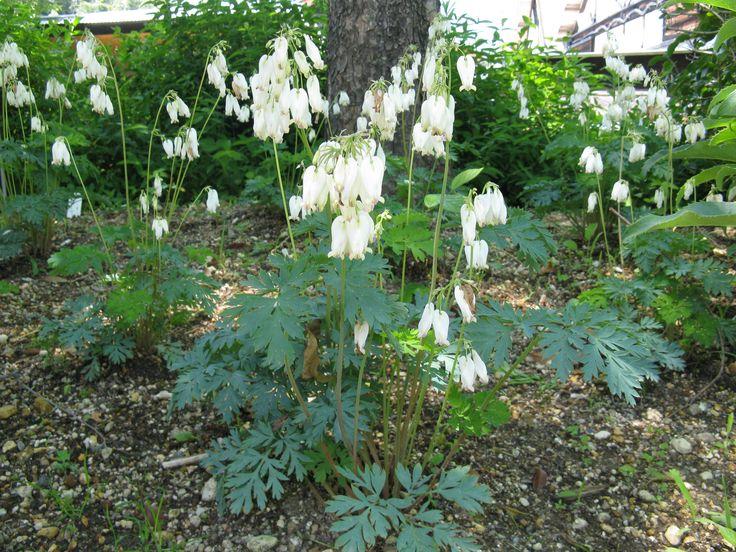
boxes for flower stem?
[272,140,297,254]
[429,142,452,297]
[399,148,416,300]
[334,259,355,465]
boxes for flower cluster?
[1,42,34,108]
[298,135,385,260]
[412,94,455,158]
[511,78,529,119]
[75,36,114,116]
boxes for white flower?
[464,239,489,270]
[302,165,330,214]
[684,120,706,144]
[289,88,311,129]
[356,116,368,132]
[331,102,341,115]
[183,127,199,160]
[654,188,665,209]
[306,75,324,114]
[152,218,169,240]
[587,192,598,214]
[225,93,240,117]
[51,137,71,166]
[354,321,369,354]
[629,65,647,83]
[454,285,476,324]
[162,138,175,158]
[73,68,87,83]
[45,77,65,100]
[471,350,489,384]
[152,175,163,197]
[610,179,630,203]
[66,195,82,219]
[289,195,303,220]
[431,308,450,347]
[458,354,476,392]
[706,189,723,202]
[683,180,694,201]
[474,185,507,226]
[338,90,349,106]
[303,35,325,70]
[579,146,603,175]
[328,210,374,260]
[139,192,149,215]
[460,203,476,244]
[629,142,646,163]
[293,50,310,76]
[418,302,435,338]
[206,62,226,97]
[605,56,629,80]
[206,188,219,213]
[456,55,476,92]
[422,55,436,92]
[89,84,113,115]
[357,155,385,210]
[213,50,228,75]
[30,116,44,133]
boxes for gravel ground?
[0,204,734,551]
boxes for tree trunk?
[327,0,439,134]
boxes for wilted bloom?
[454,285,476,324]
[51,137,71,166]
[706,188,723,202]
[629,142,646,163]
[587,192,598,214]
[417,302,435,338]
[611,179,630,203]
[579,146,603,175]
[464,239,489,270]
[354,321,369,354]
[303,35,325,70]
[654,188,665,209]
[289,195,302,220]
[684,120,706,144]
[66,195,82,219]
[206,188,219,213]
[474,185,507,226]
[432,308,450,347]
[151,218,169,240]
[460,203,476,244]
[456,55,476,92]
[683,180,694,201]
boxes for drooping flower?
[354,321,369,354]
[139,192,149,215]
[579,146,603,175]
[337,90,349,107]
[458,350,489,392]
[611,179,630,203]
[151,218,169,240]
[206,188,219,213]
[303,35,325,70]
[460,203,476,244]
[66,195,82,219]
[464,239,489,270]
[162,138,175,158]
[289,195,303,220]
[51,137,71,166]
[629,142,646,163]
[182,127,199,160]
[89,84,114,115]
[231,72,249,100]
[306,74,324,114]
[45,77,65,100]
[706,188,723,202]
[289,88,311,129]
[474,185,507,227]
[587,192,598,214]
[418,302,436,338]
[628,64,647,83]
[684,120,706,144]
[293,50,311,76]
[456,55,476,92]
[30,116,44,133]
[454,285,476,324]
[683,180,694,201]
[431,308,450,347]
[153,175,163,197]
[654,188,665,209]
[356,116,368,132]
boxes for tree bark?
[327,0,439,134]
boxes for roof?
[40,8,155,33]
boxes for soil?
[0,203,734,552]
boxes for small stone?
[2,440,16,453]
[671,437,692,455]
[129,391,142,403]
[688,402,709,416]
[15,485,33,498]
[532,544,542,551]
[38,526,59,539]
[594,430,611,441]
[665,525,682,546]
[700,471,713,481]
[33,397,53,414]
[116,520,133,530]
[246,535,278,552]
[597,512,611,523]
[645,408,663,423]
[519,497,530,507]
[572,518,588,531]
[101,447,113,460]
[0,334,8,345]
[601,523,614,534]
[201,477,217,502]
[154,391,172,400]
[696,432,716,444]
[637,489,656,503]
[0,405,18,419]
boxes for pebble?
[201,477,217,502]
[0,404,17,419]
[37,526,59,539]
[594,430,611,440]
[572,518,588,531]
[695,432,716,444]
[688,402,709,416]
[246,535,278,552]
[597,512,611,523]
[700,470,713,481]
[2,440,16,453]
[665,525,682,546]
[637,489,656,503]
[671,437,693,455]
[645,408,663,423]
[154,390,172,400]
[15,485,33,499]
[519,497,530,507]
[0,334,8,345]
[33,397,53,414]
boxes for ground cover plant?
[0,1,734,551]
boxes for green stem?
[429,142,452,297]
[334,259,354,464]
[273,140,297,254]
[595,174,611,263]
[399,148,416,300]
